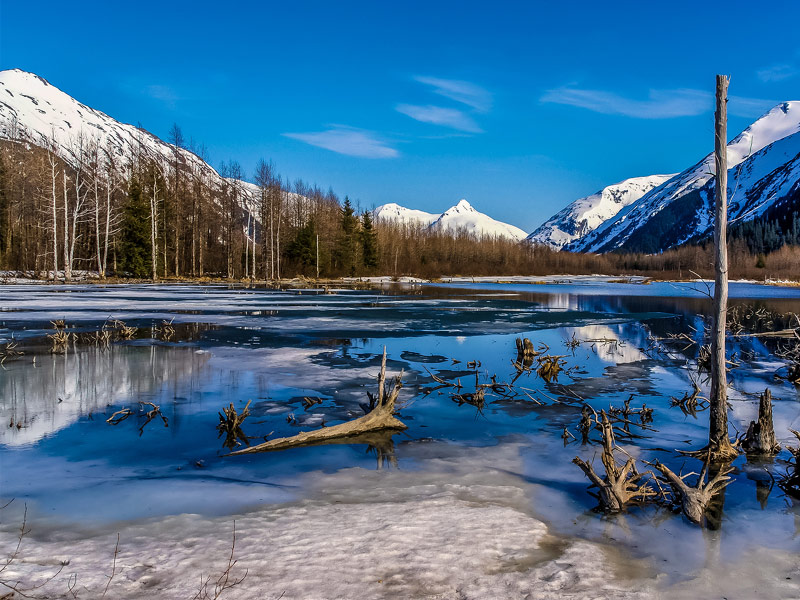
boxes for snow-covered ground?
[3,442,796,599]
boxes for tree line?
[0,122,797,282]
[0,122,381,281]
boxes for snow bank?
[3,441,797,599]
[0,443,649,599]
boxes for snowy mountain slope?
[374,203,439,226]
[570,101,800,253]
[431,199,528,240]
[661,129,800,247]
[527,174,674,249]
[374,199,527,240]
[0,69,259,206]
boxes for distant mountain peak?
[374,199,526,240]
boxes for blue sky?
[2,0,799,231]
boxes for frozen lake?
[1,281,799,598]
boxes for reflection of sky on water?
[1,282,799,572]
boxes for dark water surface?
[1,281,799,574]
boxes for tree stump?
[741,389,780,455]
[654,453,733,525]
[572,410,655,512]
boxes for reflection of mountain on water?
[0,346,210,446]
[574,324,648,364]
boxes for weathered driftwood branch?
[107,408,133,425]
[670,380,706,417]
[217,400,252,449]
[0,341,23,365]
[138,401,168,435]
[741,389,780,455]
[230,347,406,455]
[654,453,733,525]
[572,410,656,512]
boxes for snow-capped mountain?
[432,199,527,240]
[568,102,800,253]
[374,203,439,226]
[375,199,528,240]
[527,174,674,249]
[0,68,260,204]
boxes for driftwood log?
[572,410,656,512]
[230,347,405,455]
[654,453,733,525]
[741,389,780,455]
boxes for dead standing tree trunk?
[230,347,406,455]
[741,389,780,455]
[708,74,738,461]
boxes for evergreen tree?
[118,178,152,278]
[287,219,317,273]
[361,210,378,270]
[335,196,360,275]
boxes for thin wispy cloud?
[396,104,483,133]
[541,87,709,119]
[415,76,492,112]
[728,95,781,119]
[542,87,777,120]
[757,63,800,83]
[145,84,180,106]
[283,126,398,158]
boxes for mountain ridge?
[374,198,527,240]
[568,101,800,253]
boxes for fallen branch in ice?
[0,341,23,365]
[670,379,707,417]
[230,347,406,455]
[139,401,168,435]
[106,408,134,425]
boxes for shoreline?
[2,272,800,288]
